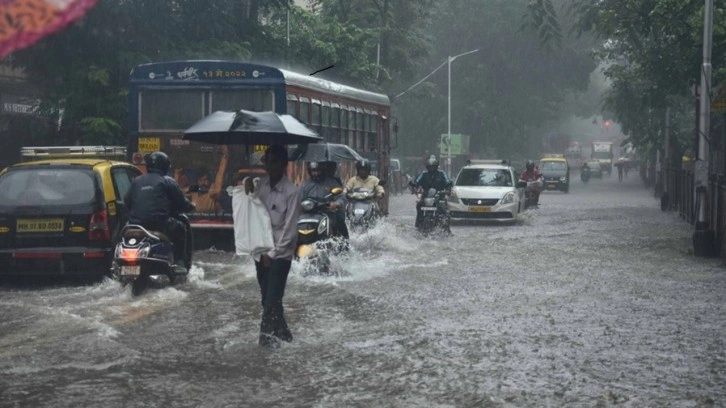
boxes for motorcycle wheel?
[131,276,149,296]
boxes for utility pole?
[447,49,479,175]
[694,0,715,257]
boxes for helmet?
[356,159,371,171]
[145,151,170,174]
[526,160,535,172]
[426,155,439,168]
[308,161,323,182]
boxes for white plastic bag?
[230,179,274,260]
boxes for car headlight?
[560,176,566,181]
[448,189,459,203]
[501,191,515,204]
[317,216,328,235]
[301,199,315,212]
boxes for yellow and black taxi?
[0,146,141,279]
[539,154,570,193]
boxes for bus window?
[211,89,274,112]
[286,94,298,116]
[311,99,321,127]
[300,98,310,124]
[140,90,204,131]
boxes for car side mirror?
[188,184,200,193]
[517,181,527,188]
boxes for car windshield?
[456,168,513,187]
[0,168,96,206]
[541,161,567,171]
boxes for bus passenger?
[187,145,229,213]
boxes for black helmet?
[426,155,439,168]
[526,160,535,171]
[356,159,371,170]
[145,151,170,174]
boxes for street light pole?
[447,49,478,175]
[694,0,714,256]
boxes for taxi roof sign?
[20,146,127,162]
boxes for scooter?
[414,186,451,236]
[111,215,193,296]
[520,178,543,210]
[581,167,590,183]
[345,180,386,232]
[296,187,345,276]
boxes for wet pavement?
[1,172,724,407]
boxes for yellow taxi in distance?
[539,154,570,193]
[0,146,142,279]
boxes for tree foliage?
[526,0,726,156]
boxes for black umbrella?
[290,143,365,162]
[183,110,323,145]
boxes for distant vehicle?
[591,141,614,175]
[448,160,523,223]
[539,155,570,193]
[585,160,603,179]
[564,145,584,168]
[0,146,141,279]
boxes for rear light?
[89,209,111,241]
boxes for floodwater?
[1,172,724,407]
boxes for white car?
[447,162,524,223]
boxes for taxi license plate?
[121,265,140,276]
[547,183,558,189]
[469,206,491,213]
[16,218,64,233]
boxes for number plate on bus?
[16,218,64,233]
[469,206,491,213]
[121,265,140,276]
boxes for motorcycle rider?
[344,159,385,201]
[408,155,453,231]
[299,161,350,245]
[124,151,195,268]
[519,160,543,206]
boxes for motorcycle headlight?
[501,191,515,204]
[317,216,328,235]
[559,176,566,181]
[301,199,315,212]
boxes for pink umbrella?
[0,0,98,59]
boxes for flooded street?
[1,174,725,407]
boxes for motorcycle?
[345,180,386,232]
[519,178,543,210]
[111,215,193,296]
[581,167,591,183]
[414,186,451,235]
[296,187,345,276]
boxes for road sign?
[440,133,470,155]
[713,88,726,113]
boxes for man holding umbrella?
[244,145,302,348]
